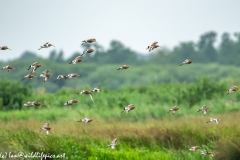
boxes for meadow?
[1,77,240,159]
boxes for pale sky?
[1,0,240,61]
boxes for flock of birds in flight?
[1,39,239,158]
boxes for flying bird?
[77,90,93,103]
[38,42,55,50]
[1,65,16,72]
[0,46,11,50]
[91,88,103,93]
[168,106,179,114]
[227,86,238,95]
[38,70,53,82]
[69,56,85,64]
[188,146,201,152]
[117,65,130,70]
[108,138,118,149]
[64,99,79,106]
[77,118,94,123]
[39,123,51,135]
[22,101,41,107]
[179,59,195,66]
[122,104,136,114]
[27,62,41,73]
[81,49,94,56]
[200,150,214,158]
[81,38,96,45]
[197,105,209,115]
[21,74,36,81]
[146,41,161,52]
[206,118,220,124]
[54,75,67,82]
[66,73,81,79]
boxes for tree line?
[15,31,240,66]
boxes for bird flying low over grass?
[91,88,103,93]
[54,75,67,82]
[38,70,53,82]
[200,150,214,158]
[117,65,130,70]
[77,90,93,103]
[39,123,51,136]
[179,59,195,66]
[108,138,118,149]
[66,73,81,79]
[188,146,201,152]
[168,106,179,114]
[81,38,96,45]
[198,105,209,115]
[22,101,41,107]
[38,42,55,50]
[122,104,136,114]
[206,118,220,124]
[27,62,42,73]
[1,65,16,72]
[21,74,36,81]
[227,86,238,95]
[64,99,79,106]
[81,49,94,56]
[77,118,94,123]
[69,56,85,64]
[0,46,11,50]
[146,41,161,52]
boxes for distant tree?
[197,31,218,63]
[49,50,57,61]
[104,40,138,64]
[0,79,32,110]
[19,51,39,61]
[218,32,236,64]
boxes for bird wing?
[89,94,94,102]
[46,130,50,135]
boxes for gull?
[1,65,16,72]
[21,74,36,81]
[81,38,96,45]
[54,75,67,82]
[197,105,209,115]
[27,62,41,73]
[117,65,130,70]
[227,86,238,95]
[81,49,94,56]
[0,46,11,50]
[77,118,94,123]
[168,106,179,114]
[69,56,85,64]
[122,104,136,114]
[206,118,220,124]
[108,138,118,149]
[200,150,214,158]
[39,123,51,135]
[179,59,195,66]
[77,90,93,103]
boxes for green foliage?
[0,79,32,110]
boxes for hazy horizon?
[1,0,240,61]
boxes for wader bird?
[122,104,136,114]
[77,90,93,103]
[1,65,16,72]
[168,106,179,114]
[227,86,238,95]
[0,46,11,50]
[81,38,96,45]
[117,65,130,70]
[108,138,118,149]
[179,59,195,66]
[39,123,51,135]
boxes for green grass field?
[1,77,240,159]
